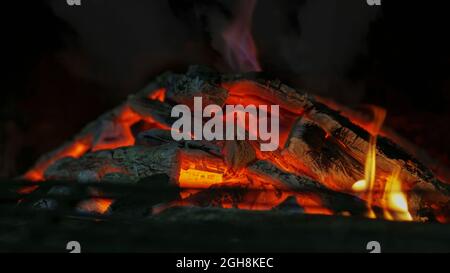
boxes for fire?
[17,185,39,195]
[91,106,140,152]
[23,89,168,181]
[148,88,166,102]
[382,166,413,221]
[352,106,386,218]
[23,76,424,221]
[223,81,300,148]
[24,138,91,182]
[237,190,290,210]
[296,195,333,216]
[77,198,113,214]
[177,150,228,189]
[351,107,412,221]
[179,169,224,189]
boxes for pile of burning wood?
[23,66,450,222]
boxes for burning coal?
[21,66,450,223]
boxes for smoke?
[222,0,261,72]
[47,0,380,101]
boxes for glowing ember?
[24,92,166,181]
[23,73,445,222]
[177,150,228,189]
[148,88,166,102]
[295,195,333,216]
[24,138,91,182]
[223,81,300,148]
[77,198,113,214]
[179,169,224,189]
[92,106,141,152]
[17,185,39,195]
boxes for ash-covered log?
[23,65,450,223]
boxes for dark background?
[2,0,449,178]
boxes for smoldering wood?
[23,65,450,223]
[246,160,369,216]
[284,117,365,190]
[44,144,180,183]
[223,140,256,171]
[127,95,176,128]
[136,128,174,147]
[166,73,229,107]
[25,103,140,178]
[219,76,450,221]
[136,129,223,157]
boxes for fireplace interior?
[1,0,450,253]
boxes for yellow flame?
[352,179,368,192]
[382,167,413,221]
[351,107,412,221]
[364,135,378,218]
[352,106,386,219]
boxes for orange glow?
[68,142,91,157]
[92,106,141,152]
[17,185,39,194]
[234,190,289,210]
[296,195,333,215]
[24,137,92,182]
[23,170,45,182]
[148,88,166,102]
[224,81,304,115]
[382,166,412,221]
[22,79,427,221]
[223,81,300,149]
[24,90,172,182]
[177,150,229,189]
[77,198,113,214]
[352,179,368,193]
[179,168,224,188]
